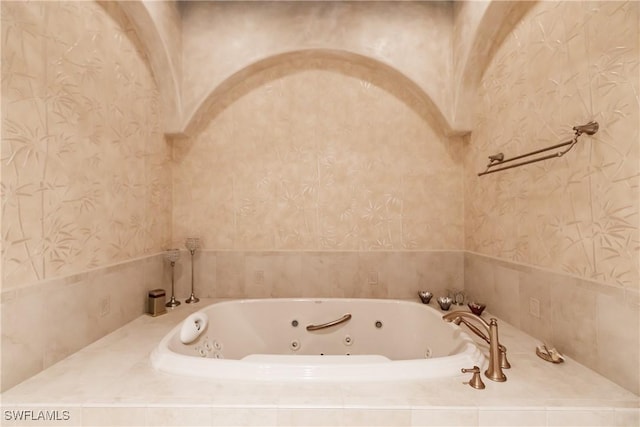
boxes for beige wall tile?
[215,252,246,298]
[1,1,170,290]
[81,407,147,427]
[300,252,360,297]
[146,407,212,426]
[412,251,464,300]
[42,280,92,369]
[517,269,553,345]
[478,409,546,427]
[276,408,342,426]
[492,265,521,328]
[355,252,391,299]
[341,409,411,426]
[546,408,615,426]
[615,408,640,427]
[550,278,598,369]
[465,1,639,291]
[211,408,277,426]
[1,289,46,391]
[193,250,217,298]
[1,255,160,392]
[464,253,496,310]
[411,408,478,426]
[173,64,464,253]
[171,250,464,300]
[245,252,303,298]
[596,291,640,395]
[464,252,639,395]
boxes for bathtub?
[151,298,486,381]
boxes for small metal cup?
[418,291,433,304]
[437,296,453,311]
[468,302,486,316]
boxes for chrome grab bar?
[306,313,352,331]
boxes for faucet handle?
[499,344,511,369]
[461,366,485,390]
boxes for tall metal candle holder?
[185,237,200,304]
[164,249,181,308]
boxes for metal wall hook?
[573,121,599,136]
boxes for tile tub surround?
[1,299,637,427]
[1,1,172,291]
[0,0,173,393]
[464,0,639,291]
[172,61,465,253]
[0,254,166,392]
[170,250,464,301]
[464,252,640,396]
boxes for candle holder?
[164,249,181,308]
[185,237,200,304]
[437,296,453,311]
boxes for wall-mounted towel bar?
[478,121,599,176]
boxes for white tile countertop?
[1,298,638,426]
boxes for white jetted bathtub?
[151,298,486,381]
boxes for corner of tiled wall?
[464,251,640,396]
[0,0,171,393]
[462,0,639,396]
[0,254,165,392]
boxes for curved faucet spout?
[443,311,491,336]
[442,311,507,382]
[442,310,489,326]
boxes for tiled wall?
[1,1,171,290]
[464,252,639,395]
[119,0,183,133]
[180,1,454,132]
[464,1,639,395]
[171,250,463,301]
[173,63,464,253]
[464,0,639,290]
[0,254,165,391]
[0,1,171,391]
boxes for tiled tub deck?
[1,299,638,426]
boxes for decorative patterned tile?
[465,0,639,290]
[1,1,170,290]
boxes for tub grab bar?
[306,313,352,331]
